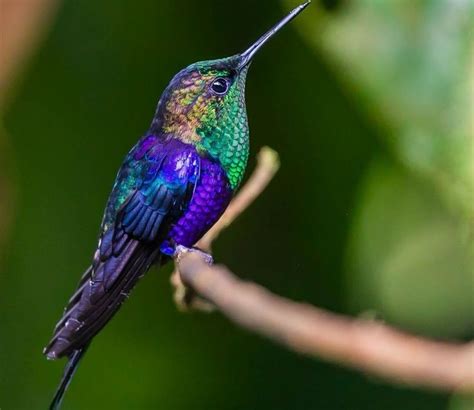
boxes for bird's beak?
[237,1,311,71]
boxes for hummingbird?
[44,2,310,409]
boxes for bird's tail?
[49,345,89,410]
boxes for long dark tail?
[49,345,89,410]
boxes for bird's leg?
[174,245,214,265]
[172,245,215,312]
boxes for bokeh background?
[0,0,472,409]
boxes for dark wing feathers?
[120,182,175,242]
[44,141,200,359]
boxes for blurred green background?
[0,0,472,409]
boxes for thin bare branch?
[176,254,474,392]
[171,147,474,392]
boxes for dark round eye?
[211,78,229,95]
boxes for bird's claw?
[174,245,214,265]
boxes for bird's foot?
[174,245,214,265]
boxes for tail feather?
[49,346,89,410]
[45,231,161,408]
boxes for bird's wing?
[44,137,200,358]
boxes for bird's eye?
[211,78,229,95]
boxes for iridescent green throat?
[196,72,249,189]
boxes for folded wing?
[44,138,200,358]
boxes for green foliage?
[287,0,473,337]
[291,0,474,216]
[449,392,474,410]
[346,159,473,336]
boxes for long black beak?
[237,1,311,70]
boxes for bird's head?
[154,55,248,148]
[150,2,310,187]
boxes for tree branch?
[176,254,474,392]
[171,147,474,393]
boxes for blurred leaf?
[449,392,474,410]
[0,0,60,109]
[346,159,473,337]
[287,0,474,220]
